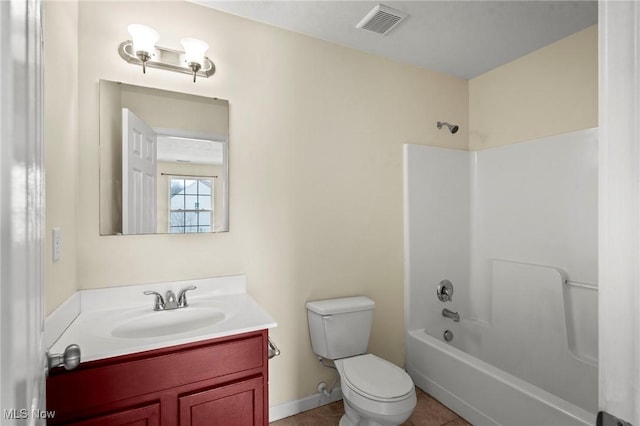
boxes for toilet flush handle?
[268,337,281,359]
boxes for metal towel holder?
[268,337,281,359]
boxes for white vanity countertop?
[47,275,277,363]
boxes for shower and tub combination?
[403,128,598,425]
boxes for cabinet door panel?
[68,403,160,426]
[179,377,263,426]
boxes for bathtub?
[406,329,595,426]
[403,133,599,426]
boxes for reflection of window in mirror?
[169,177,214,233]
[155,134,225,234]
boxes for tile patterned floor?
[270,388,471,426]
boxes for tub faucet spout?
[442,308,460,322]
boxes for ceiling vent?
[356,4,408,36]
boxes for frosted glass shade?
[128,24,159,55]
[181,38,209,66]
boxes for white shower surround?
[403,128,598,425]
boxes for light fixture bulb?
[181,37,208,82]
[128,24,159,73]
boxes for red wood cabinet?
[47,330,269,426]
[67,404,160,426]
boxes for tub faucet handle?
[437,280,454,302]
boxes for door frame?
[598,1,640,424]
[0,0,46,424]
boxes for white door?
[0,0,47,424]
[122,108,157,234]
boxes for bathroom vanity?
[47,330,267,425]
[45,276,276,426]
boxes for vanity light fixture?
[127,24,159,74]
[181,38,209,83]
[119,25,215,82]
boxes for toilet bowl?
[306,297,417,426]
[336,354,416,426]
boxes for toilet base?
[338,399,411,426]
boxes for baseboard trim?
[269,389,343,422]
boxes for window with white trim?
[169,177,214,233]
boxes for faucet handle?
[177,285,197,308]
[144,291,165,311]
[437,280,454,302]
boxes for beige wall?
[469,25,598,150]
[44,0,79,314]
[73,1,468,406]
[98,80,123,234]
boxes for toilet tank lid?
[306,296,375,315]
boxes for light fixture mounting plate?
[118,41,215,78]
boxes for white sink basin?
[110,304,229,339]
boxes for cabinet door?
[179,377,264,426]
[68,403,160,426]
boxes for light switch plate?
[52,227,62,262]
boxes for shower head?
[437,121,459,134]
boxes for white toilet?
[306,296,417,426]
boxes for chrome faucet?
[144,286,197,311]
[442,308,460,322]
[164,290,179,309]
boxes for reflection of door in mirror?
[122,108,157,234]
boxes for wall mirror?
[99,80,229,235]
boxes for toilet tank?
[306,296,375,360]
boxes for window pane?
[184,226,199,233]
[170,193,184,210]
[198,211,211,226]
[184,212,198,226]
[170,211,184,226]
[197,195,211,210]
[184,180,197,195]
[185,195,199,210]
[198,226,211,233]
[170,179,185,196]
[170,227,184,234]
[198,180,212,195]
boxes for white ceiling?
[193,0,597,79]
[157,135,224,165]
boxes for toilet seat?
[337,354,414,402]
